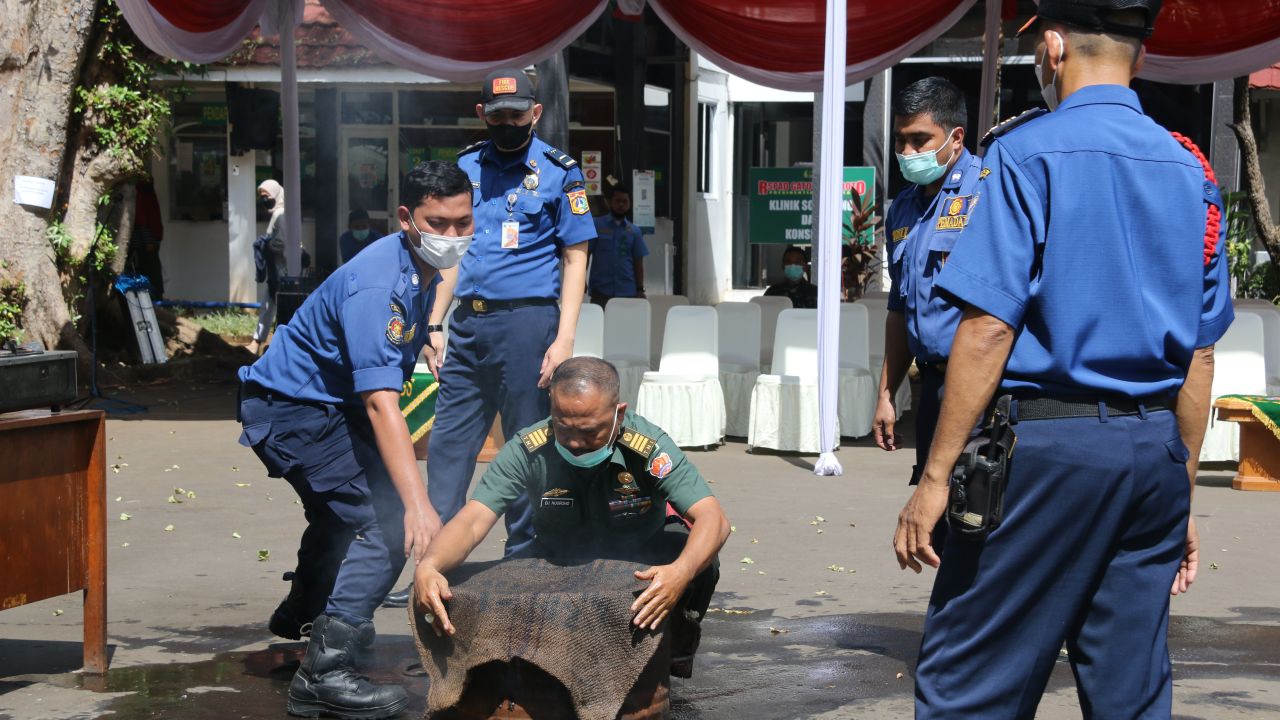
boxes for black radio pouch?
[947,394,1017,540]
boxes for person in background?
[340,208,374,264]
[250,179,288,356]
[588,184,648,306]
[763,245,818,309]
[128,180,165,300]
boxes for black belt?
[1004,395,1175,421]
[458,297,557,315]
[918,360,947,375]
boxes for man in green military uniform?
[413,356,730,677]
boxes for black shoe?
[381,585,411,609]
[669,653,694,679]
[272,603,377,650]
[287,615,408,719]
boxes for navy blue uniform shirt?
[886,148,984,363]
[589,215,649,297]
[456,134,596,300]
[937,85,1233,397]
[239,233,440,406]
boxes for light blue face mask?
[783,264,805,282]
[352,228,370,242]
[896,129,959,186]
[555,407,621,468]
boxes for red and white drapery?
[1141,0,1280,84]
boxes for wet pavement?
[3,381,1279,719]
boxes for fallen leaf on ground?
[896,672,904,680]
[751,538,759,544]
[235,483,251,488]
[757,571,766,575]
[722,609,753,615]
[167,495,181,504]
[115,497,122,502]
[258,549,270,561]
[232,466,240,472]
[119,513,132,521]
[815,590,829,597]
[1210,562,1220,570]
[740,557,755,564]
[769,627,788,635]
[120,543,130,548]
[817,529,824,534]
[53,609,64,617]
[815,516,825,523]
[232,532,241,539]
[163,524,175,532]
[730,525,737,532]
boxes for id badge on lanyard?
[502,192,519,249]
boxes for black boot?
[380,584,411,609]
[270,599,376,649]
[287,615,408,719]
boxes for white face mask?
[1038,31,1064,112]
[407,217,473,269]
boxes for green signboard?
[748,166,875,245]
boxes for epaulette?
[519,422,551,453]
[618,426,657,458]
[457,141,486,157]
[543,148,577,170]
[980,108,1048,148]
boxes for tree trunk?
[1231,75,1280,268]
[0,0,100,351]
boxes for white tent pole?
[280,0,302,276]
[813,0,846,476]
[978,0,1003,141]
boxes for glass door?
[340,127,397,238]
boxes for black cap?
[1018,0,1163,39]
[481,68,536,114]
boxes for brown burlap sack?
[409,558,663,720]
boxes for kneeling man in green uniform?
[414,356,730,677]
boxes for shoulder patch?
[543,148,577,170]
[458,141,486,157]
[980,108,1049,149]
[619,427,657,458]
[520,423,551,453]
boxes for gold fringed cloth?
[1217,395,1280,441]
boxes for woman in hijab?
[250,179,289,355]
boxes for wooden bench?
[1213,396,1280,491]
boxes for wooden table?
[1213,396,1280,491]
[0,409,108,672]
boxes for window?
[696,102,715,194]
[168,101,228,221]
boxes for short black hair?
[609,183,632,198]
[348,208,368,223]
[782,245,808,263]
[549,357,620,404]
[400,160,472,211]
[892,77,968,134]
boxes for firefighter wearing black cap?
[891,1,1232,716]
[383,68,595,609]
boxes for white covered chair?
[635,306,726,447]
[646,294,690,369]
[1233,303,1280,396]
[1201,313,1267,462]
[856,296,911,415]
[716,302,762,437]
[748,309,834,453]
[837,304,876,439]
[603,298,651,407]
[572,303,604,358]
[749,295,793,371]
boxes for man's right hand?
[413,565,455,636]
[404,505,443,563]
[873,396,900,450]
[425,331,445,377]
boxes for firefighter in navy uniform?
[412,357,731,678]
[383,68,596,609]
[237,161,475,720]
[893,2,1233,717]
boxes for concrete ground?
[1,378,1277,719]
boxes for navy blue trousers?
[427,304,558,556]
[910,364,946,486]
[915,407,1190,719]
[239,393,407,627]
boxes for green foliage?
[73,1,201,176]
[46,220,75,262]
[1223,191,1280,304]
[0,279,27,345]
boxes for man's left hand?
[1171,516,1199,596]
[424,331,445,377]
[631,563,693,630]
[892,478,950,573]
[538,338,574,389]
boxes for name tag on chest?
[502,220,520,249]
[540,497,574,508]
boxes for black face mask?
[486,121,533,152]
[260,196,274,210]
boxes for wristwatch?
[426,324,444,333]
